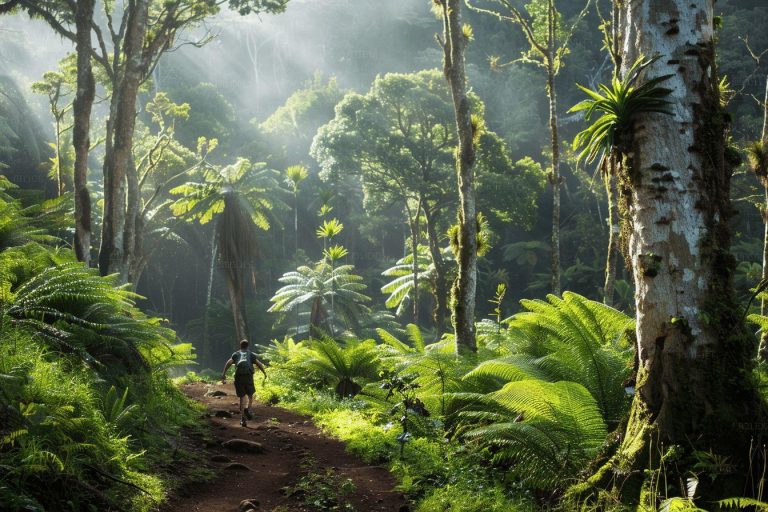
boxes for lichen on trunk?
[577,0,765,505]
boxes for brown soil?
[165,382,409,512]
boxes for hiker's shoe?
[244,408,253,420]
[240,417,247,427]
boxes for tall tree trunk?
[405,199,421,324]
[758,76,768,361]
[424,205,448,338]
[72,0,95,266]
[441,0,478,353]
[603,157,619,306]
[309,297,325,340]
[547,64,562,296]
[202,228,217,365]
[226,275,248,345]
[127,207,145,285]
[98,0,149,277]
[602,0,623,308]
[54,111,64,196]
[593,0,763,502]
[123,158,140,282]
[294,190,299,254]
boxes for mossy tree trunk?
[73,0,95,266]
[601,0,763,504]
[547,57,562,297]
[603,157,620,307]
[439,0,478,353]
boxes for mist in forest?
[0,0,435,134]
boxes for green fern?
[380,246,435,316]
[269,262,371,337]
[300,337,381,397]
[460,379,607,490]
[465,292,634,425]
[103,386,138,429]
[374,325,472,417]
[718,497,768,510]
[2,251,179,375]
[659,497,708,511]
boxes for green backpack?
[234,350,254,376]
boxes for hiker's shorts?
[234,374,255,398]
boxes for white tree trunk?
[616,0,758,468]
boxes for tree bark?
[72,0,95,266]
[603,157,620,306]
[441,0,477,353]
[98,0,149,277]
[225,273,248,345]
[598,0,763,502]
[546,0,561,296]
[124,158,140,282]
[424,205,448,338]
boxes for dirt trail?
[167,382,409,512]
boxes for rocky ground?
[165,382,409,512]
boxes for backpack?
[234,350,254,376]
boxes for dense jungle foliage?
[2,0,768,510]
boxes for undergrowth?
[0,244,209,511]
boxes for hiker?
[221,339,267,427]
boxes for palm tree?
[381,245,454,334]
[285,164,309,254]
[269,261,370,338]
[170,158,284,349]
[381,246,433,319]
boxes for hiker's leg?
[239,394,247,416]
[247,394,253,410]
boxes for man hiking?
[221,339,267,427]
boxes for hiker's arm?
[221,359,234,382]
[254,357,267,379]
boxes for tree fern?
[460,379,607,490]
[380,246,435,317]
[466,292,633,425]
[269,262,371,337]
[300,337,381,397]
[2,252,178,376]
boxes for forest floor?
[165,382,409,512]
